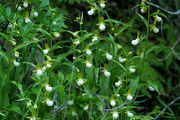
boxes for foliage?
[0,0,180,120]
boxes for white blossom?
[86,61,92,68]
[148,86,155,91]
[87,9,94,15]
[104,70,111,77]
[45,85,52,92]
[99,23,106,31]
[115,81,121,87]
[77,79,84,86]
[110,100,116,106]
[23,2,28,8]
[127,111,133,117]
[46,99,53,106]
[86,49,92,55]
[25,18,31,23]
[106,53,113,60]
[100,3,105,8]
[14,60,20,66]
[37,69,43,76]
[127,94,133,101]
[34,11,38,17]
[113,112,119,119]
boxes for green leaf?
[116,19,134,35]
[0,50,9,64]
[8,105,22,115]
[40,0,49,7]
[0,32,11,43]
[6,7,11,17]
[14,39,43,51]
[136,12,148,29]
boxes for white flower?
[14,60,20,66]
[148,86,155,91]
[15,52,19,57]
[30,117,36,120]
[74,40,80,45]
[110,100,116,106]
[106,53,113,60]
[156,15,162,22]
[46,85,52,92]
[87,9,94,15]
[129,68,136,73]
[115,81,121,87]
[100,3,105,8]
[92,36,98,42]
[34,11,38,17]
[127,94,133,101]
[25,18,31,23]
[8,24,13,28]
[104,70,111,77]
[68,100,74,105]
[113,112,119,119]
[72,111,77,116]
[42,66,46,72]
[86,61,92,68]
[127,111,133,117]
[99,23,106,31]
[17,6,22,11]
[54,32,60,37]
[23,2,28,8]
[46,99,53,106]
[119,57,126,63]
[84,105,89,110]
[37,69,43,76]
[153,27,159,33]
[86,49,92,55]
[77,79,84,86]
[131,38,139,45]
[46,63,51,68]
[43,49,49,54]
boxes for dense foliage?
[0,0,180,120]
